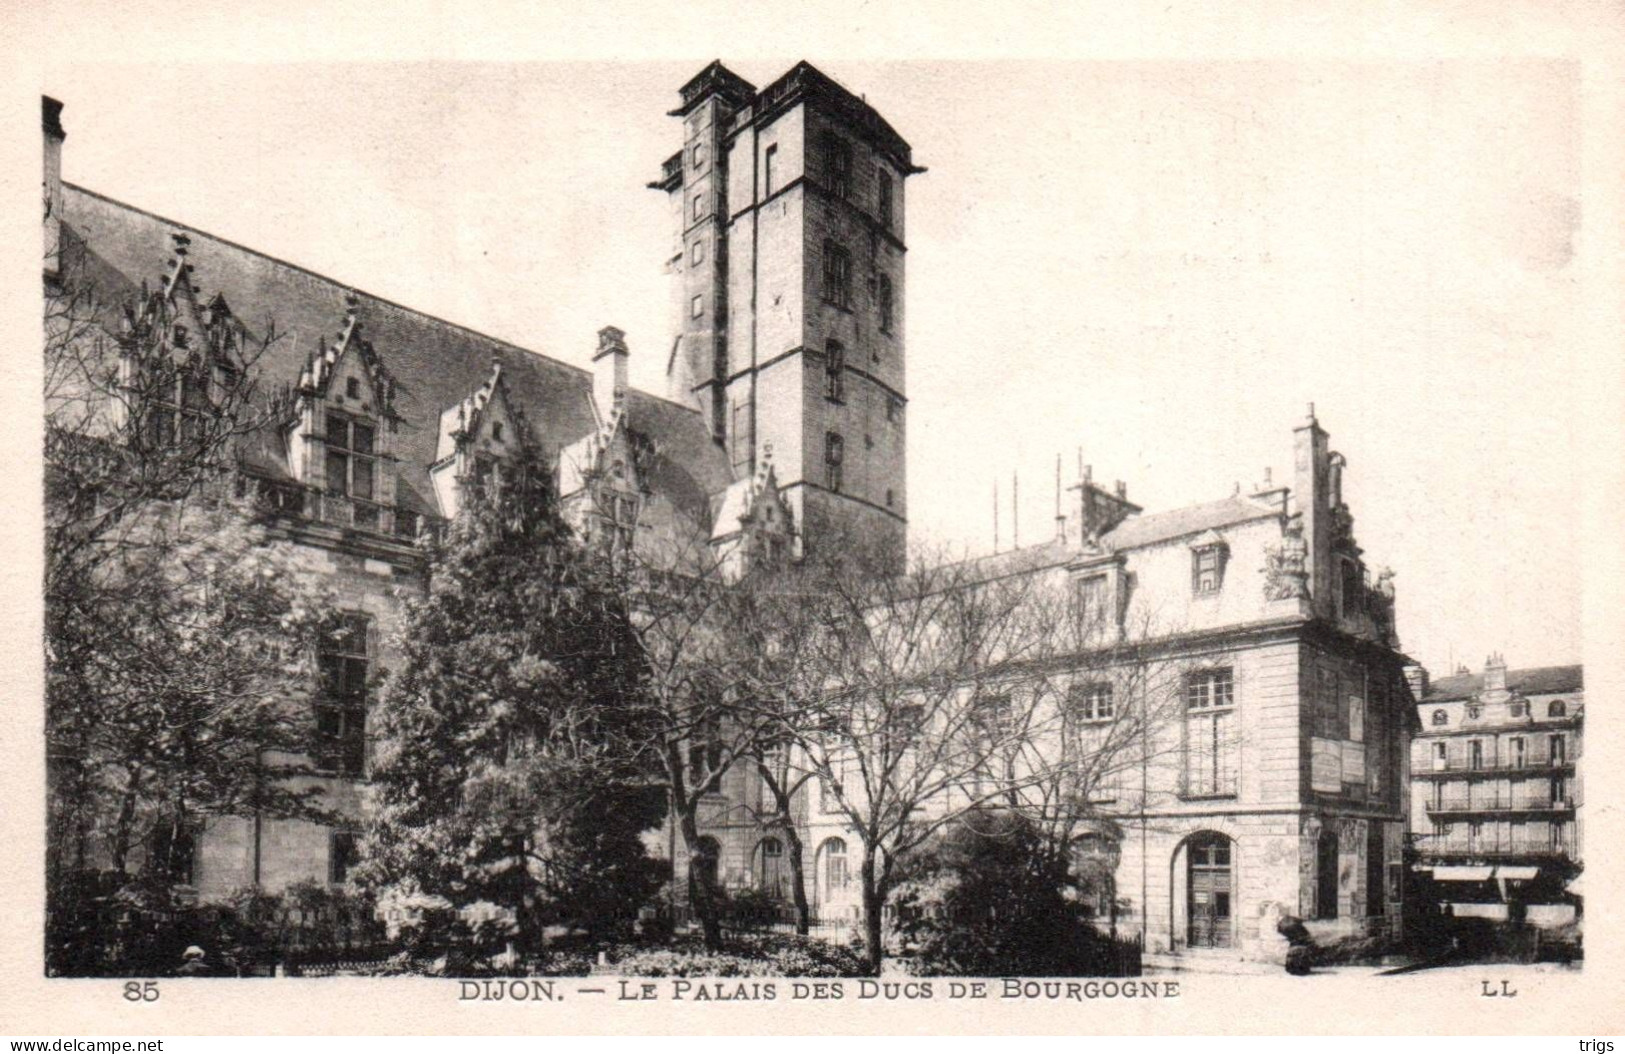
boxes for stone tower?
[653,61,921,568]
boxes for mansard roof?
[1101,495,1278,550]
[1422,665,1585,703]
[61,183,734,532]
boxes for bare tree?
[615,540,799,949]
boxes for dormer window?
[1466,704,1482,720]
[1510,701,1528,718]
[171,324,189,349]
[1431,709,1448,727]
[345,377,360,400]
[1192,544,1226,594]
[492,422,503,443]
[325,412,378,527]
[1549,700,1567,718]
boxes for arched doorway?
[1186,832,1234,949]
[755,836,786,898]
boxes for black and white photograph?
[4,0,1622,1040]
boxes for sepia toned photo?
[7,1,1623,1039]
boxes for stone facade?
[685,411,1417,965]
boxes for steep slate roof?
[1423,665,1585,703]
[60,184,734,530]
[1101,495,1279,550]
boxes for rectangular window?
[877,274,894,334]
[1192,544,1225,593]
[1469,740,1483,771]
[1549,734,1566,764]
[691,294,704,319]
[326,414,378,496]
[690,240,705,265]
[316,613,369,778]
[822,241,852,309]
[878,169,893,229]
[1075,574,1109,631]
[824,432,844,492]
[1184,668,1236,798]
[764,144,779,196]
[1071,682,1114,722]
[826,134,852,200]
[692,193,705,222]
[1511,737,1526,768]
[691,143,706,169]
[824,341,845,402]
[1433,741,1447,770]
[329,830,360,884]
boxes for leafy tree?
[43,241,335,974]
[359,438,666,951]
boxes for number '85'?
[122,981,159,1002]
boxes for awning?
[1429,865,1495,881]
[1495,866,1540,881]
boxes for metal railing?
[1425,796,1576,816]
[1416,753,1574,776]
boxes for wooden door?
[1187,835,1233,948]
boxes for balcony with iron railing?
[1424,795,1577,817]
[1413,836,1572,861]
[1414,752,1575,777]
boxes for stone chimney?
[1292,404,1333,615]
[593,326,629,422]
[1069,464,1141,547]
[1482,653,1509,701]
[1403,664,1429,701]
[43,96,65,278]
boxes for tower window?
[491,422,503,443]
[690,240,705,265]
[691,143,706,169]
[878,169,893,229]
[877,274,894,334]
[886,488,895,507]
[824,341,845,402]
[691,294,704,319]
[887,398,902,424]
[345,377,361,399]
[821,241,852,309]
[692,194,705,222]
[825,133,852,200]
[824,432,844,492]
[764,144,779,196]
[329,830,360,885]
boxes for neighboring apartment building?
[42,60,917,899]
[686,408,1419,965]
[1407,658,1584,927]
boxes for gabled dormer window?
[1192,543,1226,594]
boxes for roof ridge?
[63,181,706,419]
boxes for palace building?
[46,62,1417,966]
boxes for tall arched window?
[824,341,845,402]
[1431,709,1448,727]
[1548,699,1567,718]
[820,837,849,898]
[756,837,785,898]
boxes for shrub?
[889,809,1138,977]
[610,933,865,977]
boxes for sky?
[40,56,1586,677]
